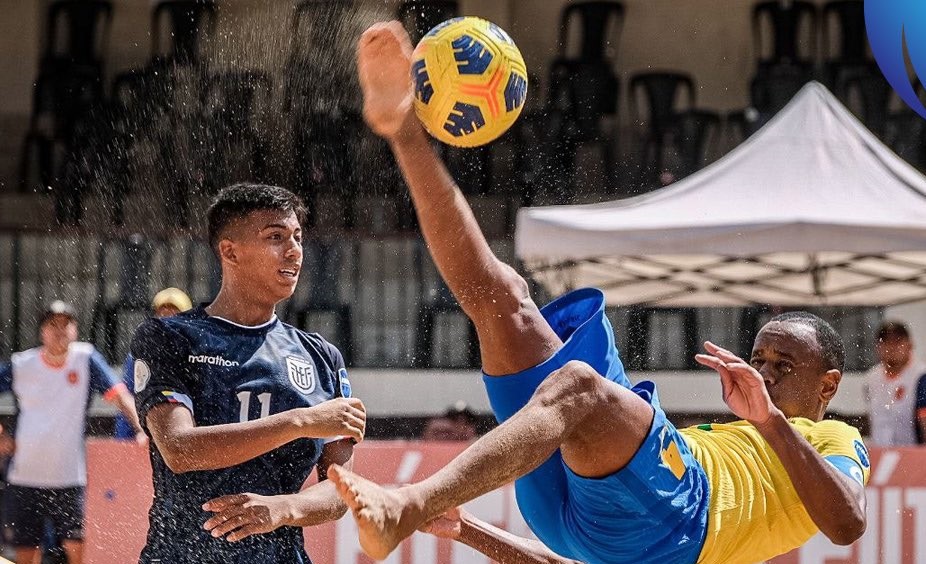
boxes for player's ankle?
[396,485,430,528]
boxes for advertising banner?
[85,441,926,564]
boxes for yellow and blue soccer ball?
[411,17,528,148]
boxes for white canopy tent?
[515,82,926,306]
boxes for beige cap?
[152,287,193,313]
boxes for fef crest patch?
[287,356,316,394]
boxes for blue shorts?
[2,485,85,547]
[483,288,709,564]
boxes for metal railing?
[0,229,881,371]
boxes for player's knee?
[532,361,606,415]
[468,262,532,317]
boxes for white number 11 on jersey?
[237,391,271,422]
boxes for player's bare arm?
[202,439,354,541]
[696,342,866,545]
[421,508,583,564]
[357,22,560,376]
[146,397,365,473]
[107,385,148,444]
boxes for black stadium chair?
[150,0,218,66]
[557,1,625,62]
[752,0,818,67]
[90,236,156,361]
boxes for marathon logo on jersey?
[338,368,352,398]
[287,356,316,394]
[188,354,240,367]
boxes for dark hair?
[768,311,845,373]
[206,183,306,253]
[877,320,910,342]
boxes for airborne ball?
[411,17,528,148]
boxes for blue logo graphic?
[866,0,926,118]
[854,439,870,469]
[504,72,528,112]
[444,102,485,137]
[452,35,493,75]
[412,59,434,104]
[338,368,352,398]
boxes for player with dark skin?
[322,22,866,561]
[144,205,367,542]
[415,319,863,562]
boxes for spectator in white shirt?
[865,321,926,446]
[0,301,144,564]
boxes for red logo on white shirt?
[67,371,78,385]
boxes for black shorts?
[2,485,85,547]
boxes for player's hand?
[419,507,465,540]
[695,341,780,426]
[0,433,14,458]
[357,21,419,141]
[202,493,294,542]
[303,398,367,442]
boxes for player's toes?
[329,466,356,500]
[331,466,371,508]
[328,463,346,484]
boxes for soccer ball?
[411,17,528,148]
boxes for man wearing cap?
[0,301,145,564]
[115,288,193,439]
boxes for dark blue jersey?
[130,307,351,564]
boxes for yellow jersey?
[680,418,870,564]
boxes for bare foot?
[329,464,424,560]
[357,21,419,141]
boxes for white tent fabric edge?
[515,82,926,306]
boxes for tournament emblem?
[287,356,316,394]
[338,368,352,398]
[134,360,151,392]
[854,439,871,469]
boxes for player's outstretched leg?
[357,22,668,562]
[330,361,654,559]
[358,22,561,378]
